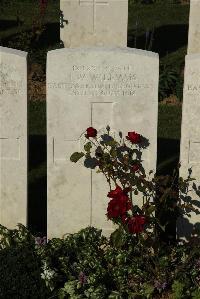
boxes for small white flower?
[41,261,56,290]
[127,210,133,216]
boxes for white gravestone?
[0,47,27,228]
[188,0,200,54]
[47,47,159,238]
[60,0,128,47]
[179,54,200,237]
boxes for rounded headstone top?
[47,47,158,59]
[0,46,27,57]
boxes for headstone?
[60,0,128,47]
[188,0,200,54]
[179,53,200,237]
[47,47,159,239]
[0,46,27,228]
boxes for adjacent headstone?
[179,54,200,238]
[0,46,27,228]
[188,0,200,54]
[47,47,159,238]
[60,0,128,47]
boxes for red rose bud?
[127,215,146,234]
[126,131,141,144]
[86,127,97,138]
[132,164,140,172]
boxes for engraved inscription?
[0,63,23,95]
[48,64,152,96]
[186,84,200,95]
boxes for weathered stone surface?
[47,47,159,238]
[179,54,200,238]
[188,0,200,54]
[0,46,27,228]
[60,0,128,47]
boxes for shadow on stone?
[177,217,193,239]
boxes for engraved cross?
[80,0,109,33]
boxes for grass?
[29,101,46,136]
[0,0,59,40]
[128,3,189,32]
[158,104,182,140]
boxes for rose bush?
[70,126,200,245]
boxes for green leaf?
[146,206,156,215]
[110,227,126,248]
[143,283,154,299]
[70,152,84,163]
[172,280,185,299]
[108,291,121,299]
[84,142,92,152]
[110,148,117,158]
[192,289,200,299]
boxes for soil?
[160,95,182,106]
[28,63,46,101]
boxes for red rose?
[107,194,132,219]
[126,132,141,144]
[127,215,146,234]
[132,164,140,172]
[107,185,130,198]
[86,127,97,138]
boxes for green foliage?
[43,227,200,298]
[175,75,184,101]
[0,245,49,299]
[192,289,200,299]
[70,152,85,163]
[171,280,185,299]
[0,225,200,298]
[157,104,181,140]
[159,63,184,102]
[159,64,179,100]
[0,223,35,249]
[0,224,50,299]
